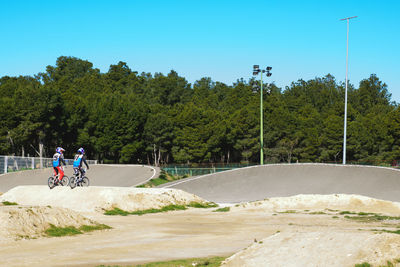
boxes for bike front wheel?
[48,176,56,189]
[81,176,89,187]
[70,176,77,189]
[61,176,69,186]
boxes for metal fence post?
[4,156,8,174]
[31,157,34,170]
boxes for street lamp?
[253,65,272,165]
[340,16,357,165]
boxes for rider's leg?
[53,167,58,176]
[57,166,64,181]
[53,167,60,184]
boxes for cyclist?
[52,147,66,184]
[73,147,89,181]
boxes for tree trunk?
[39,141,44,169]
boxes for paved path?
[0,164,158,193]
[3,163,400,204]
[162,163,400,203]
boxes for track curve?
[162,164,400,203]
[0,164,158,193]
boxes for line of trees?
[0,56,399,165]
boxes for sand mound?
[0,205,96,241]
[232,194,400,215]
[0,186,208,213]
[221,230,400,267]
[221,194,400,267]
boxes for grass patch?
[2,201,18,206]
[213,207,230,212]
[339,211,357,215]
[187,202,218,208]
[136,170,186,188]
[344,214,400,223]
[374,229,400,235]
[278,210,297,214]
[105,205,187,216]
[130,205,187,215]
[104,207,130,216]
[326,209,339,212]
[46,223,112,237]
[79,224,111,232]
[45,225,82,237]
[105,202,218,216]
[355,262,371,267]
[309,211,326,215]
[133,256,226,267]
[332,216,339,219]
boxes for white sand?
[0,205,96,241]
[0,185,208,213]
[2,187,400,266]
[232,194,400,215]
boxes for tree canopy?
[0,56,398,165]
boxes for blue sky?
[1,0,399,102]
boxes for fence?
[161,160,400,177]
[162,163,256,176]
[0,155,97,175]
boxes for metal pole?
[260,72,264,165]
[340,16,357,165]
[4,156,8,174]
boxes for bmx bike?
[48,167,69,189]
[69,168,89,189]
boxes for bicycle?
[48,167,69,189]
[70,168,89,189]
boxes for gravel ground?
[2,188,400,266]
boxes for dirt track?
[2,164,400,266]
[0,164,158,192]
[2,204,400,267]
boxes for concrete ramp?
[163,164,400,203]
[0,164,158,193]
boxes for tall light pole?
[253,65,272,165]
[340,16,357,165]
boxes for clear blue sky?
[1,0,399,102]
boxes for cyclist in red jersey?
[52,147,66,184]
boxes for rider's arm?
[83,157,89,169]
[60,156,66,166]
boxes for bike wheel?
[61,176,69,186]
[48,177,55,189]
[70,176,77,189]
[81,176,89,187]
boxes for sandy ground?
[0,205,97,241]
[0,186,208,213]
[1,188,400,266]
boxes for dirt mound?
[0,205,96,241]
[221,194,400,267]
[0,186,208,213]
[221,230,400,267]
[232,194,400,215]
